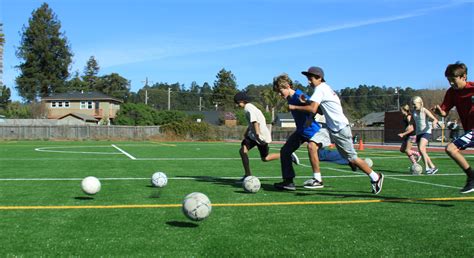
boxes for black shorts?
[241,137,269,160]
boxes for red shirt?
[440,81,474,130]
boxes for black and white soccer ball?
[151,172,168,188]
[182,192,212,221]
[242,176,261,193]
[410,163,423,175]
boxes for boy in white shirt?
[234,92,299,181]
[289,67,384,194]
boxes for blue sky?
[1,0,473,101]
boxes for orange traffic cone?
[358,138,364,151]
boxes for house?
[42,91,122,124]
[275,113,295,128]
[359,111,385,127]
[57,113,99,125]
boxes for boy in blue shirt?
[272,73,326,190]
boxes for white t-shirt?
[309,82,349,132]
[244,103,272,143]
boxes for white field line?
[34,146,122,155]
[0,174,466,181]
[386,176,460,189]
[111,144,136,160]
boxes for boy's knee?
[307,142,319,152]
[445,143,458,155]
[239,146,248,155]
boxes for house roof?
[58,113,98,122]
[42,91,123,103]
[359,111,385,126]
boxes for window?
[58,102,63,108]
[81,101,93,109]
[51,102,57,108]
[65,101,70,108]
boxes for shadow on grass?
[175,175,242,189]
[74,196,94,200]
[166,221,199,228]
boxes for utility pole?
[141,77,153,105]
[199,97,202,111]
[167,87,171,110]
[395,87,400,110]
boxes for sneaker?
[349,162,358,172]
[460,178,474,194]
[426,168,439,175]
[371,173,384,194]
[303,178,324,189]
[274,181,296,191]
[291,152,300,165]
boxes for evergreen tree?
[15,3,72,102]
[82,56,100,91]
[0,85,11,109]
[95,73,130,101]
[0,23,4,88]
[66,71,86,92]
[211,68,238,111]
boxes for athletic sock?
[369,171,379,182]
[464,167,473,179]
[408,155,417,164]
[313,172,322,182]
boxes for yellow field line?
[0,196,472,210]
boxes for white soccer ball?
[81,176,101,195]
[410,163,423,175]
[364,158,373,168]
[151,172,168,187]
[182,192,212,221]
[243,176,261,193]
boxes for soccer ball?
[151,172,168,187]
[242,176,261,193]
[410,163,423,175]
[182,192,212,221]
[81,176,101,195]
[364,158,373,168]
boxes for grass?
[0,140,473,257]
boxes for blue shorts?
[416,133,431,144]
[453,130,474,150]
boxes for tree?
[0,85,11,109]
[114,103,157,125]
[95,73,130,101]
[82,56,100,91]
[0,23,4,88]
[15,3,72,102]
[211,68,238,111]
[260,86,285,124]
[66,71,86,92]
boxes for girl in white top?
[411,96,439,174]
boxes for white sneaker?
[291,152,300,165]
[303,178,324,189]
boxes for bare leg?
[307,142,320,173]
[446,143,470,170]
[239,145,251,176]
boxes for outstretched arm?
[289,101,320,114]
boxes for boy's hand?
[288,104,296,110]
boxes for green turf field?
[0,140,473,257]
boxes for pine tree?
[15,3,72,102]
[0,23,4,89]
[82,56,100,91]
[211,68,238,111]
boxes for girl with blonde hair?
[411,96,439,174]
[397,104,421,165]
